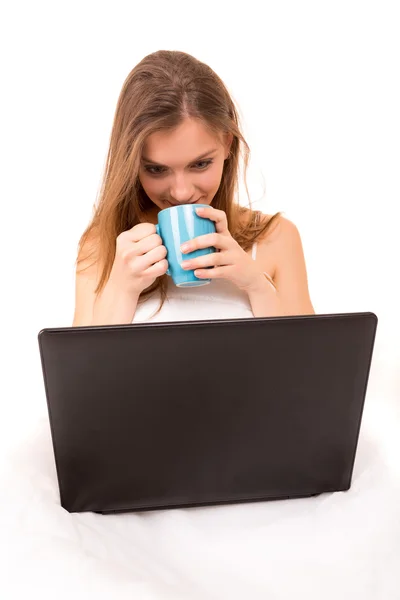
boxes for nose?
[169,173,195,204]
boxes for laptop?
[38,311,377,514]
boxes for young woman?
[73,50,315,326]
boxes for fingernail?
[181,261,190,269]
[196,207,204,213]
[180,243,190,252]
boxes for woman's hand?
[109,223,168,296]
[180,206,265,293]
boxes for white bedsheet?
[1,356,399,600]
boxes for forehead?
[142,118,223,163]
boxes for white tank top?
[133,243,258,323]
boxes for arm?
[72,222,168,326]
[247,217,315,317]
[72,241,139,327]
[91,284,140,326]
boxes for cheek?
[140,174,163,196]
[203,166,223,191]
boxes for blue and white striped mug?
[156,204,216,287]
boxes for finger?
[195,206,228,234]
[180,232,230,254]
[194,266,231,279]
[142,259,169,277]
[134,233,163,256]
[133,244,167,272]
[181,251,230,270]
[126,223,157,243]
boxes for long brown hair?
[77,50,282,310]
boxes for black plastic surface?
[38,312,378,513]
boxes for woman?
[73,50,314,326]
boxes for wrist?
[92,281,139,325]
[244,272,276,296]
[245,273,283,318]
[108,270,143,300]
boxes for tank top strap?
[251,241,258,261]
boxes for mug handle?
[155,224,171,276]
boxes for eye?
[145,165,165,175]
[194,159,213,170]
[144,159,213,176]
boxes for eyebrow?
[141,148,218,167]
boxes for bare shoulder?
[249,212,289,275]
[256,214,315,315]
[258,212,295,244]
[256,213,302,260]
[72,233,101,326]
[75,232,101,280]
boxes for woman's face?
[139,118,232,214]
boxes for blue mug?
[155,204,216,287]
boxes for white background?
[1,0,399,504]
[0,0,400,450]
[1,2,400,598]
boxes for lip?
[165,199,202,207]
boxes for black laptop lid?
[38,312,377,513]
